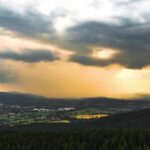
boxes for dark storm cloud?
[70,54,110,67]
[70,51,150,69]
[0,6,54,38]
[66,19,148,51]
[67,19,150,69]
[0,49,59,63]
[0,5,150,69]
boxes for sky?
[0,0,150,98]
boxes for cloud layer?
[0,6,53,39]
[0,49,58,63]
[0,1,150,69]
[67,20,150,68]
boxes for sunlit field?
[74,114,108,120]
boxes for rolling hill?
[95,108,150,128]
[0,92,150,110]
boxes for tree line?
[0,128,150,150]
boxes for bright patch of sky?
[1,0,150,33]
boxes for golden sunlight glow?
[118,70,131,78]
[116,68,150,95]
[92,48,117,59]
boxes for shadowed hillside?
[95,108,150,128]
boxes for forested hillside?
[0,129,150,150]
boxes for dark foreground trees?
[0,128,150,150]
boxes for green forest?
[0,129,150,150]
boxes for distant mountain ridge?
[0,92,150,110]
